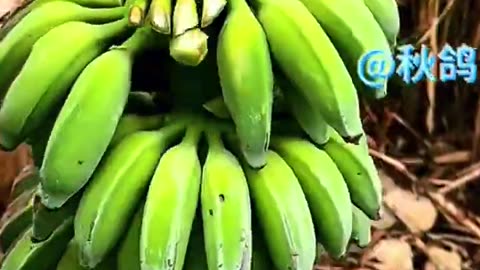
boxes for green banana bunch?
[39,27,154,209]
[272,137,353,258]
[110,113,167,146]
[140,123,203,270]
[0,18,131,150]
[250,0,363,140]
[217,0,273,169]
[351,205,372,248]
[0,189,35,251]
[169,28,209,66]
[0,1,126,99]
[363,0,400,47]
[243,150,316,270]
[74,122,187,268]
[172,0,199,36]
[146,0,172,33]
[0,218,73,270]
[296,0,392,98]
[275,74,329,145]
[117,203,143,270]
[32,192,81,242]
[201,0,226,27]
[201,129,252,270]
[323,129,382,220]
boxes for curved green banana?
[140,124,203,270]
[250,0,362,139]
[117,203,144,270]
[32,191,81,242]
[244,150,316,270]
[271,137,352,258]
[275,74,329,145]
[0,1,126,100]
[351,205,372,248]
[127,0,150,26]
[323,129,382,220]
[74,122,187,268]
[0,189,35,251]
[217,0,273,169]
[0,218,73,270]
[363,0,400,47]
[201,129,252,270]
[295,0,392,98]
[39,27,154,209]
[0,18,131,150]
[110,114,167,146]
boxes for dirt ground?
[1,0,480,269]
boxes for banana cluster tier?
[0,0,400,269]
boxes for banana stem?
[205,128,223,151]
[116,27,154,54]
[182,122,204,147]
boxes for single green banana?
[0,18,131,151]
[351,205,372,248]
[32,191,81,242]
[201,129,252,270]
[250,0,363,139]
[0,189,35,251]
[9,167,39,201]
[243,150,316,270]
[146,0,172,33]
[295,0,392,98]
[110,114,167,146]
[127,0,150,26]
[217,0,273,169]
[117,203,144,270]
[322,129,382,220]
[39,27,154,209]
[0,1,126,100]
[183,216,208,270]
[140,124,203,270]
[363,0,400,47]
[275,74,329,145]
[0,218,73,270]
[172,0,199,36]
[75,122,187,268]
[271,137,353,258]
[170,28,209,66]
[201,0,226,28]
